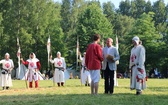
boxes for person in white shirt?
[0,53,14,90]
[50,51,66,87]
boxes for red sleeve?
[96,45,103,61]
[22,60,29,65]
[36,61,41,70]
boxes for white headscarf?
[57,51,61,55]
[132,36,140,45]
[5,53,10,56]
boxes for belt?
[55,67,64,71]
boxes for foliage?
[77,2,112,52]
[0,0,167,75]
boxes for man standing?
[102,38,120,94]
[85,34,103,95]
[80,52,91,86]
[129,36,146,95]
[50,51,66,87]
[0,53,14,90]
[21,52,41,88]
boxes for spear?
[17,37,28,88]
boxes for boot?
[35,81,38,88]
[57,83,60,87]
[29,82,33,88]
[6,86,9,90]
[61,82,64,86]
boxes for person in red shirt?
[85,34,103,95]
[21,52,41,88]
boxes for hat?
[132,36,140,45]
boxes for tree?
[118,0,131,16]
[126,12,165,72]
[102,1,115,24]
[77,3,113,52]
[152,0,167,26]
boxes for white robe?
[50,57,66,83]
[27,58,39,82]
[0,59,14,87]
[80,57,91,85]
[129,45,146,91]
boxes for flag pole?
[17,37,21,79]
[17,37,28,88]
[76,35,79,71]
[115,35,119,86]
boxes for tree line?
[0,0,167,77]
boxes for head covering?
[57,51,61,55]
[132,36,140,45]
[29,52,36,59]
[5,53,10,56]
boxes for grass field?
[0,78,168,105]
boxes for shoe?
[85,84,87,86]
[2,87,5,90]
[6,87,9,90]
[136,91,142,95]
[104,91,108,94]
[88,84,90,86]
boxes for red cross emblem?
[5,63,10,68]
[131,54,136,62]
[30,62,34,67]
[57,61,62,66]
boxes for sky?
[54,0,168,9]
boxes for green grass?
[0,79,168,105]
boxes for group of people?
[0,51,66,89]
[0,34,147,96]
[84,34,146,95]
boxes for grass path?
[0,79,168,105]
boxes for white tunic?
[80,57,91,85]
[0,59,14,87]
[50,57,66,83]
[26,58,39,82]
[129,45,146,91]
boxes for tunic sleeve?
[36,61,41,70]
[137,46,145,69]
[22,60,29,65]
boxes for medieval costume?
[21,52,41,88]
[129,36,147,95]
[0,53,14,90]
[50,51,66,87]
[80,52,91,86]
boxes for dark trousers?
[104,63,114,93]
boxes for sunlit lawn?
[0,78,168,105]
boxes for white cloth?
[27,69,39,82]
[80,57,91,84]
[129,45,146,91]
[89,70,100,83]
[0,59,14,87]
[26,56,40,82]
[50,57,66,83]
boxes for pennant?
[47,36,51,54]
[17,37,21,57]
[116,35,118,50]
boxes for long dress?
[129,45,146,91]
[0,59,14,87]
